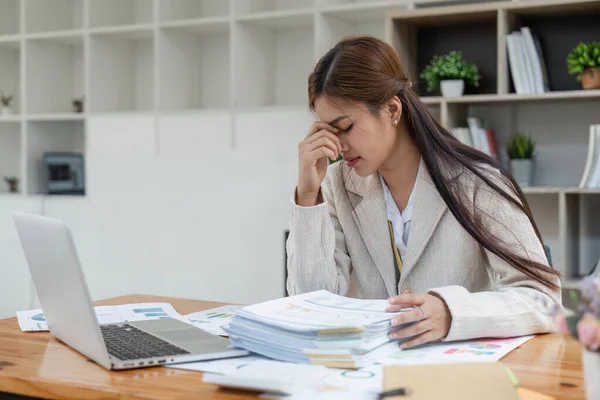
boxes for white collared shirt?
[379,168,419,256]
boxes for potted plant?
[420,51,481,97]
[1,92,13,115]
[552,277,600,399]
[72,97,84,113]
[506,133,535,188]
[3,176,18,193]
[567,41,600,90]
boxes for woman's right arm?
[285,122,353,296]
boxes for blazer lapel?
[400,161,448,284]
[345,169,397,297]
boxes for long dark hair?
[308,36,559,291]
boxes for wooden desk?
[0,295,586,399]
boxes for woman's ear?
[387,96,402,124]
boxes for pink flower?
[554,314,569,334]
[576,314,600,351]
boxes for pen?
[378,387,412,399]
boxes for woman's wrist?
[295,187,322,207]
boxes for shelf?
[522,187,600,194]
[318,2,404,54]
[235,14,314,107]
[0,0,19,36]
[89,25,156,38]
[90,28,154,112]
[0,34,20,43]
[424,90,600,104]
[235,0,315,16]
[321,0,408,20]
[159,17,230,34]
[26,35,84,114]
[0,40,20,114]
[0,115,21,122]
[159,23,230,110]
[27,113,85,121]
[159,0,230,22]
[26,120,85,195]
[0,122,21,194]
[505,10,600,93]
[236,10,314,28]
[25,30,85,42]
[89,0,154,28]
[25,0,83,33]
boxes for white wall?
[0,108,313,319]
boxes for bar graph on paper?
[16,303,183,332]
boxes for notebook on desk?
[382,363,519,400]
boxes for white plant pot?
[0,107,12,116]
[510,159,534,188]
[583,348,600,400]
[440,79,465,97]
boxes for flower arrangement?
[420,51,480,94]
[554,277,600,351]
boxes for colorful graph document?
[16,302,182,332]
[378,335,535,365]
[183,305,242,336]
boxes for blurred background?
[0,0,599,318]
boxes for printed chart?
[382,336,534,364]
[17,303,182,331]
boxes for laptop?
[12,211,249,370]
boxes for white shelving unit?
[0,121,21,194]
[0,39,20,115]
[159,0,230,21]
[235,11,315,108]
[25,0,83,33]
[0,0,20,37]
[26,120,85,194]
[26,34,84,114]
[89,0,153,28]
[159,21,230,110]
[90,28,154,112]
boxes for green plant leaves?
[419,51,481,93]
[507,133,535,159]
[566,41,600,81]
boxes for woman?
[286,36,561,349]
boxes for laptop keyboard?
[100,324,190,361]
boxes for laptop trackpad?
[131,319,232,353]
[156,327,213,342]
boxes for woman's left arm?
[387,173,562,346]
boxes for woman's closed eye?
[340,124,354,134]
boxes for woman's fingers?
[389,307,425,326]
[304,137,340,159]
[305,122,339,139]
[306,130,342,154]
[388,293,426,307]
[389,320,430,340]
[309,147,337,162]
[399,330,439,349]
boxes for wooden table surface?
[0,294,586,399]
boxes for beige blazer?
[286,159,561,342]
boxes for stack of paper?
[224,290,411,369]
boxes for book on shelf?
[506,27,549,95]
[451,117,498,160]
[579,124,600,188]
